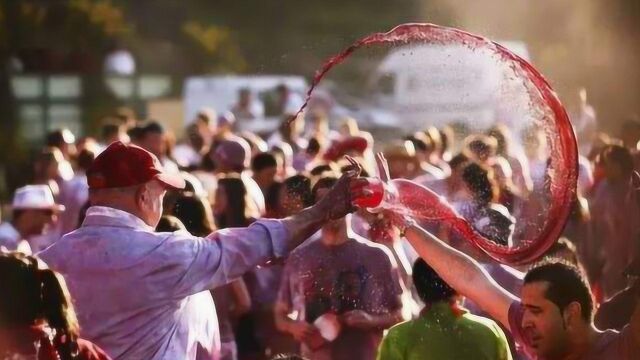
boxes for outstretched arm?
[373,151,517,330]
[396,217,518,330]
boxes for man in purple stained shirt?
[275,177,404,360]
[38,141,365,360]
[373,152,640,360]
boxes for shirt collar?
[82,206,153,231]
[421,301,468,320]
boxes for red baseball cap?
[87,141,186,190]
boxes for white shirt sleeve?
[157,219,290,298]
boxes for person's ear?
[135,185,148,209]
[563,302,582,329]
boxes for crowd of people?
[1,89,639,360]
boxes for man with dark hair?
[277,175,314,217]
[134,121,180,174]
[100,121,129,147]
[276,176,403,360]
[524,262,594,320]
[252,152,279,192]
[378,258,511,359]
[252,152,280,219]
[126,124,144,145]
[375,153,640,359]
[136,121,165,157]
[389,212,640,359]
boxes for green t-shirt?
[377,302,512,360]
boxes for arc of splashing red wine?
[297,23,577,265]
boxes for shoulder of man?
[386,319,414,336]
[288,239,321,262]
[592,326,640,357]
[379,320,412,355]
[41,228,199,269]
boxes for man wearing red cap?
[39,141,363,360]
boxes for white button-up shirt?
[38,206,290,360]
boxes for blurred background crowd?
[1,1,640,360]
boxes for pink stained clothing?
[508,301,639,359]
[278,237,403,360]
[38,206,290,360]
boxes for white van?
[355,41,530,134]
[183,75,308,134]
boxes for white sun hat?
[12,185,65,211]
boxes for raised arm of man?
[373,152,518,331]
[395,219,518,329]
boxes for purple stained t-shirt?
[508,301,639,359]
[278,236,403,360]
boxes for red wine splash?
[298,23,578,265]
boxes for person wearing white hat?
[0,185,65,254]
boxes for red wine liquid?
[297,23,578,265]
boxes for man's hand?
[315,156,366,220]
[341,310,375,329]
[281,156,368,251]
[288,321,320,343]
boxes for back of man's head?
[524,261,593,321]
[127,125,144,144]
[251,152,278,173]
[413,258,457,304]
[141,121,165,137]
[283,174,313,208]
